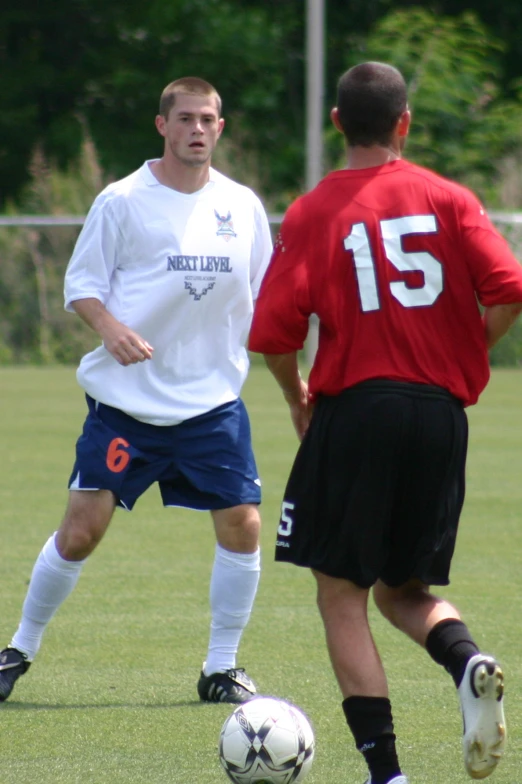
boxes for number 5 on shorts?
[278,501,295,537]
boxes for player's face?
[156,94,224,168]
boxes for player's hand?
[100,323,154,366]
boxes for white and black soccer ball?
[219,696,315,783]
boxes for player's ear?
[397,109,411,138]
[330,107,343,134]
[155,114,167,138]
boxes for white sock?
[11,533,86,661]
[204,544,261,675]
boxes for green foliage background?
[4,2,522,207]
[2,3,522,365]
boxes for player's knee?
[57,514,109,559]
[242,508,261,538]
[57,490,115,559]
[57,524,103,559]
[229,509,260,539]
[213,504,261,551]
[373,579,428,622]
[241,504,261,525]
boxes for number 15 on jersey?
[344,215,444,312]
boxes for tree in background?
[0,133,106,363]
[325,9,522,206]
[4,1,522,211]
[0,0,304,210]
[2,2,522,365]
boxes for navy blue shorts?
[68,396,262,511]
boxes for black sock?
[425,618,480,687]
[342,695,401,784]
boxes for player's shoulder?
[91,164,148,211]
[277,187,322,233]
[400,160,479,206]
[209,167,264,206]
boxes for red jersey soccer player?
[249,62,522,784]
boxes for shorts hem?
[275,553,452,590]
[164,497,261,512]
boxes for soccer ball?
[219,696,315,783]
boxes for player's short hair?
[159,77,222,119]
[336,62,408,147]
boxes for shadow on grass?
[0,699,217,710]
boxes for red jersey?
[249,160,522,406]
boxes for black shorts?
[275,380,468,588]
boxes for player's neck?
[150,157,211,194]
[345,144,402,171]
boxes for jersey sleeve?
[64,193,121,312]
[249,194,273,301]
[249,200,312,354]
[458,190,522,306]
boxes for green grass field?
[0,365,521,784]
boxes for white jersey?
[64,161,273,425]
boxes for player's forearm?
[71,297,153,365]
[263,353,302,404]
[71,297,119,336]
[483,303,522,349]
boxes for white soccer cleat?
[364,776,408,784]
[458,654,506,779]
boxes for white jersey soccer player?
[65,161,272,425]
[0,77,273,708]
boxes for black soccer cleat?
[0,647,30,702]
[197,666,256,704]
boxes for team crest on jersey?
[214,209,237,241]
[184,280,216,301]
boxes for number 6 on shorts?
[106,437,131,473]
